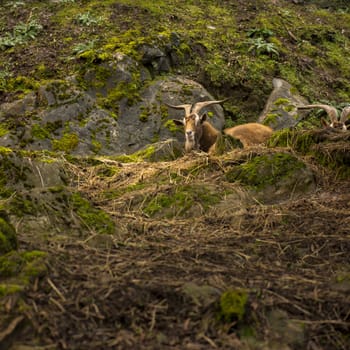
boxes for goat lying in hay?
[297,104,350,131]
[167,100,273,153]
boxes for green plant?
[72,41,96,57]
[247,37,279,57]
[246,28,274,39]
[0,19,42,50]
[75,12,102,26]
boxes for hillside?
[0,1,349,349]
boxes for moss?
[8,195,38,216]
[225,153,306,190]
[0,250,47,298]
[5,75,40,94]
[31,124,51,140]
[70,192,115,234]
[99,76,142,109]
[139,105,151,122]
[0,284,23,297]
[112,145,156,163]
[0,214,17,254]
[0,124,10,137]
[52,132,79,153]
[163,119,182,133]
[218,289,248,322]
[0,146,12,154]
[0,250,46,278]
[143,184,222,218]
[91,139,102,153]
[263,113,279,127]
[20,251,47,283]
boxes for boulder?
[258,78,309,130]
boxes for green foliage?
[0,19,43,50]
[75,12,103,26]
[246,28,274,39]
[247,37,279,57]
[72,41,97,58]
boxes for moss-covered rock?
[0,250,47,298]
[225,152,315,203]
[226,153,306,188]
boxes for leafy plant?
[72,41,96,56]
[14,20,43,41]
[0,19,42,50]
[246,28,274,39]
[75,12,102,26]
[247,37,279,57]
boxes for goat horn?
[165,103,193,116]
[297,104,338,124]
[191,99,228,114]
[339,106,350,124]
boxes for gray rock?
[0,92,36,118]
[258,78,309,130]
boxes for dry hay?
[3,147,350,350]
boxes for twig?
[0,316,24,342]
[47,278,66,302]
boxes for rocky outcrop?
[0,54,225,157]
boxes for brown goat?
[167,100,225,152]
[297,104,350,131]
[224,123,273,148]
[167,100,273,152]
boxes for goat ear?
[200,113,208,123]
[172,119,184,126]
